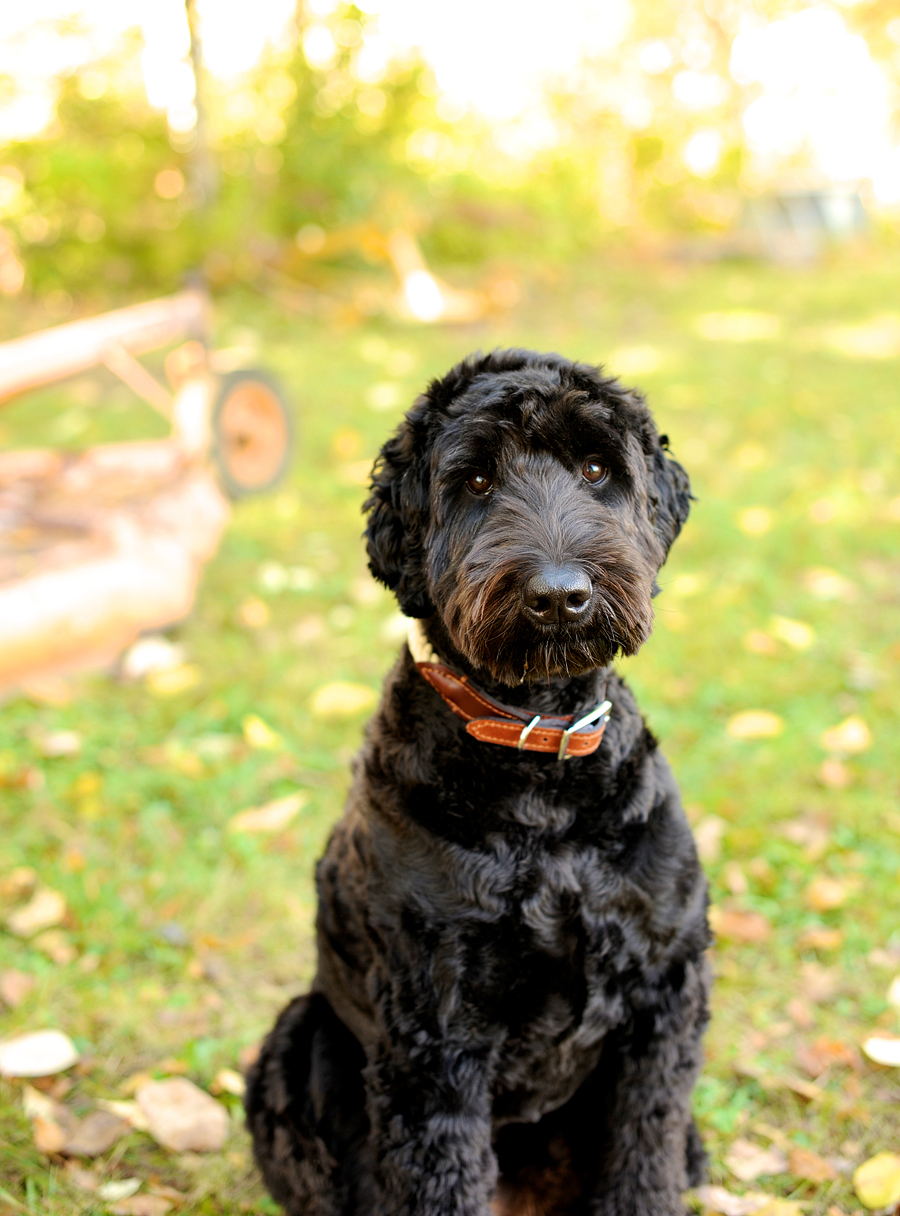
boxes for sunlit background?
[1,0,900,315]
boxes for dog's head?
[365,349,690,684]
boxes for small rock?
[136,1077,229,1152]
[0,1029,80,1077]
[0,968,35,1008]
[6,888,67,937]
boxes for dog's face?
[365,350,690,685]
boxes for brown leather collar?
[406,618,611,760]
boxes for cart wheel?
[211,370,293,498]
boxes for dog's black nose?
[522,567,592,623]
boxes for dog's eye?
[582,458,608,485]
[466,471,493,495]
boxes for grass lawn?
[1,247,899,1215]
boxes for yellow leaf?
[6,888,66,938]
[820,715,871,755]
[709,906,772,943]
[310,682,377,719]
[738,508,773,536]
[696,310,782,342]
[853,1151,900,1210]
[146,664,201,697]
[727,711,784,740]
[804,875,853,912]
[769,616,814,650]
[242,714,283,750]
[788,1146,838,1183]
[228,792,308,834]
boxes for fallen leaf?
[786,997,815,1030]
[34,729,82,758]
[310,681,377,719]
[781,1075,824,1103]
[789,1147,838,1183]
[795,1037,859,1078]
[779,817,831,861]
[861,1034,900,1067]
[149,1184,187,1204]
[0,968,35,1007]
[853,1151,900,1210]
[818,759,851,788]
[769,616,815,650]
[727,711,784,740]
[209,1068,246,1097]
[744,630,778,656]
[236,596,270,628]
[5,887,67,937]
[227,791,308,834]
[804,876,856,912]
[886,975,900,1010]
[797,926,844,951]
[98,1179,143,1202]
[694,815,726,864]
[725,1138,788,1181]
[690,1185,785,1215]
[24,1084,77,1152]
[109,1196,172,1216]
[0,866,37,903]
[241,714,283,750]
[801,568,855,600]
[64,1162,99,1192]
[64,1109,129,1156]
[709,906,773,943]
[797,963,840,1004]
[136,1077,229,1152]
[0,1029,80,1077]
[32,929,77,965]
[820,716,871,756]
[97,1099,150,1131]
[147,664,201,697]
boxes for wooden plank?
[0,287,210,403]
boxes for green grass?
[1,247,899,1214]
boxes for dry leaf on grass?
[804,876,858,912]
[709,906,773,943]
[97,1179,142,1201]
[786,997,816,1030]
[690,1185,803,1216]
[725,1138,788,1181]
[63,1109,129,1156]
[32,928,77,965]
[0,1029,79,1077]
[694,815,727,864]
[209,1067,246,1097]
[853,1152,900,1210]
[310,681,377,719]
[5,887,67,937]
[789,1147,838,1183]
[779,818,831,861]
[796,1037,859,1078]
[886,975,900,1010]
[64,1162,100,1193]
[798,962,840,1002]
[241,713,283,750]
[797,926,844,951]
[726,711,784,740]
[108,1196,173,1216]
[861,1034,900,1067]
[136,1077,229,1152]
[0,866,37,903]
[0,968,35,1007]
[227,791,308,834]
[820,716,871,755]
[97,1098,151,1131]
[146,665,201,697]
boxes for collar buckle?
[557,700,612,761]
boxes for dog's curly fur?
[246,349,711,1216]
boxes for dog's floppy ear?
[647,434,692,556]
[364,402,434,619]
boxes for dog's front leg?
[587,955,710,1216]
[364,1036,497,1216]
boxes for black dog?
[246,350,710,1216]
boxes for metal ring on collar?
[557,700,613,761]
[516,714,542,751]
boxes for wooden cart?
[0,287,292,695]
